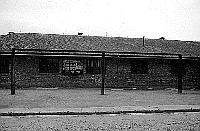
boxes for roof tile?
[0,33,200,57]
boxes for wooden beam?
[16,49,103,54]
[15,48,179,56]
[178,54,182,93]
[11,48,15,95]
[101,52,105,95]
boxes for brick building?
[0,32,200,89]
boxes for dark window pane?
[170,60,185,75]
[39,57,59,73]
[131,60,148,74]
[0,58,9,73]
[86,59,101,74]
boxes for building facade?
[0,32,200,89]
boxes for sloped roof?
[0,32,200,57]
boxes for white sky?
[0,0,200,41]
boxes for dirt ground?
[0,89,200,108]
[0,112,200,130]
[0,89,200,130]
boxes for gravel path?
[1,89,200,130]
[0,112,200,131]
[0,89,200,108]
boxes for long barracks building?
[0,32,200,89]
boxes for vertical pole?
[178,54,182,93]
[143,36,145,47]
[116,56,119,88]
[11,48,15,95]
[101,52,105,95]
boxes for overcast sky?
[0,0,199,41]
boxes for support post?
[178,54,182,93]
[11,48,15,95]
[101,52,105,95]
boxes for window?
[0,58,9,73]
[171,60,185,75]
[62,60,83,75]
[39,57,59,73]
[86,59,101,74]
[185,60,200,75]
[131,60,148,74]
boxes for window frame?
[170,60,186,75]
[39,57,59,73]
[0,57,10,74]
[86,59,102,74]
[131,59,148,74]
[62,59,83,75]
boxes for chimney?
[143,36,145,46]
[9,32,15,35]
[78,32,83,35]
[159,37,165,40]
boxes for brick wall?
[105,58,178,89]
[12,56,103,88]
[0,56,200,89]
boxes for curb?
[1,108,200,116]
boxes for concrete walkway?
[1,105,200,116]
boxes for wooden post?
[101,52,105,95]
[11,48,15,95]
[178,54,182,93]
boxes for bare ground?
[1,89,200,130]
[0,112,200,130]
[0,89,200,108]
